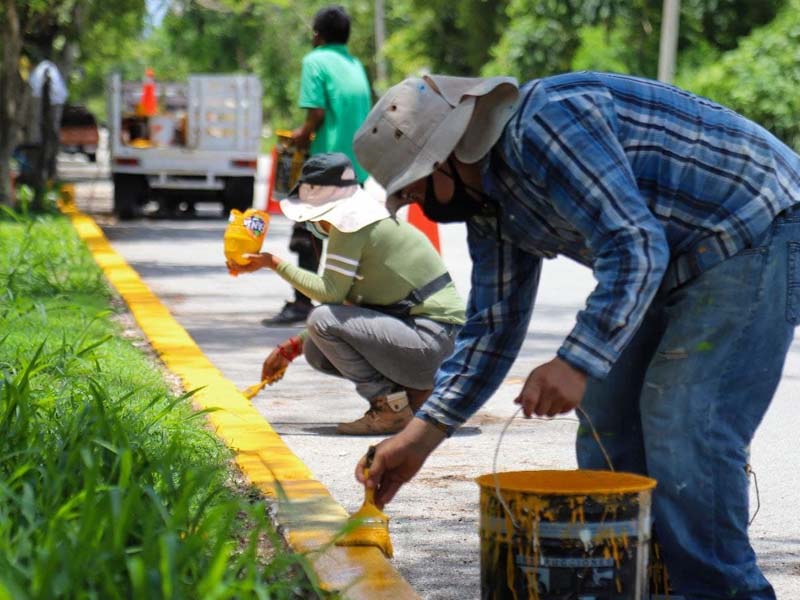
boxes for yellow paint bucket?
[476,470,657,599]
[224,208,270,266]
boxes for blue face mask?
[305,221,329,240]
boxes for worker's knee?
[306,304,337,338]
[302,335,341,377]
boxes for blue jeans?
[577,207,800,599]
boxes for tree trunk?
[33,2,85,208]
[31,76,53,211]
[0,0,24,206]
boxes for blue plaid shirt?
[420,71,800,434]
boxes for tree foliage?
[65,1,147,120]
[678,0,800,150]
[483,0,783,81]
[60,0,789,132]
[130,1,377,129]
[0,0,146,205]
[4,0,800,205]
[125,0,510,126]
[381,0,510,79]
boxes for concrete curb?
[63,205,419,599]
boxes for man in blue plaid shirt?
[354,72,800,599]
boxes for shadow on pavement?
[274,424,482,437]
[104,223,228,242]
[127,261,228,278]
[757,540,800,570]
[103,216,293,242]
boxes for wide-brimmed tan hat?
[353,74,520,213]
[280,153,389,232]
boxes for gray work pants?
[304,304,460,401]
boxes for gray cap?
[286,152,358,198]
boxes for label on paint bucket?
[528,557,615,568]
[484,516,643,539]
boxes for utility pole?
[657,0,681,83]
[374,0,387,93]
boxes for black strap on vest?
[361,272,453,319]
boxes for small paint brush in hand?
[241,367,286,400]
[335,446,394,558]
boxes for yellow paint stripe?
[63,205,418,599]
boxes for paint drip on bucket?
[476,470,657,600]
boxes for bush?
[678,0,800,150]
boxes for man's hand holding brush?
[355,418,447,508]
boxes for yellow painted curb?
[63,205,419,600]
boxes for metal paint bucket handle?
[491,405,615,530]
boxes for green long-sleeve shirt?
[275,218,465,326]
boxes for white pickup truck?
[107,73,262,218]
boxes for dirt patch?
[159,293,188,304]
[415,472,474,487]
[225,464,280,563]
[109,295,185,396]
[467,412,509,426]
[91,213,118,227]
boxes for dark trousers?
[289,223,322,305]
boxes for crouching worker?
[228,153,465,435]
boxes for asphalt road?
[60,150,800,599]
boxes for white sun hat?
[280,152,390,232]
[353,74,520,214]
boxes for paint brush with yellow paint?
[241,367,287,400]
[335,446,394,558]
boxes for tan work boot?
[336,391,413,435]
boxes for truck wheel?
[113,174,147,220]
[223,177,254,213]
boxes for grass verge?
[0,209,328,599]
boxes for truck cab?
[59,104,100,162]
[108,73,262,218]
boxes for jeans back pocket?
[787,241,800,325]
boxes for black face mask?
[420,158,494,223]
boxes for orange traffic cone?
[137,68,158,117]
[407,202,441,253]
[265,146,283,214]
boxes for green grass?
[0,211,327,599]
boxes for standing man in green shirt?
[263,5,372,326]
